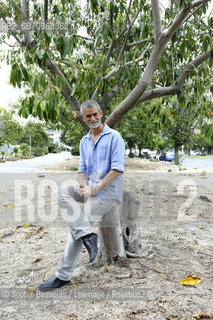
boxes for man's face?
[82,106,103,129]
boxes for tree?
[160,83,213,164]
[0,108,23,146]
[192,132,213,152]
[0,0,212,263]
[21,122,49,148]
[119,100,171,156]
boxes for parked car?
[149,151,158,159]
[197,151,207,156]
[159,152,174,162]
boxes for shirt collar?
[85,124,112,139]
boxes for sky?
[0,0,212,113]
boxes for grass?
[69,166,78,171]
[182,155,213,158]
[201,170,207,177]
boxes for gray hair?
[80,100,101,114]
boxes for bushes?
[71,145,80,156]
[128,152,134,158]
[20,143,30,156]
[32,146,48,156]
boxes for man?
[38,100,125,291]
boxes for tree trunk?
[97,191,142,265]
[174,143,180,165]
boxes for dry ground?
[0,156,213,320]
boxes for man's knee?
[55,185,85,205]
[54,185,75,205]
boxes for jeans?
[55,185,118,281]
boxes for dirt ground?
[0,156,213,320]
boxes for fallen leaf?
[1,232,15,238]
[26,287,37,294]
[17,224,29,229]
[37,226,45,233]
[179,275,201,286]
[4,203,14,208]
[196,226,204,229]
[25,233,32,239]
[192,313,213,319]
[33,258,42,264]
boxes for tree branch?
[0,9,21,44]
[117,0,130,25]
[109,0,114,31]
[103,7,142,82]
[44,0,48,23]
[135,50,211,106]
[124,43,151,67]
[151,0,162,42]
[100,84,120,120]
[164,0,210,40]
[126,39,152,48]
[106,49,210,128]
[21,0,31,47]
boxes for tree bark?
[174,143,181,165]
[97,191,142,265]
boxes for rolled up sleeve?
[78,139,87,173]
[110,134,125,172]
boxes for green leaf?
[202,39,208,52]
[37,49,45,60]
[40,101,46,111]
[55,75,62,90]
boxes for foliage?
[47,104,85,146]
[20,143,30,156]
[0,0,211,132]
[20,122,50,148]
[119,99,171,153]
[31,146,48,157]
[0,108,23,146]
[13,147,19,156]
[48,141,59,153]
[192,133,213,150]
[71,145,80,156]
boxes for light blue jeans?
[55,185,118,281]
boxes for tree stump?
[97,190,142,265]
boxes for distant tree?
[119,99,171,156]
[161,85,213,164]
[192,132,213,151]
[0,109,23,146]
[21,122,49,149]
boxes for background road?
[0,152,71,185]
[181,156,213,170]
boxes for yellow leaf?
[179,275,201,286]
[26,286,36,294]
[17,224,29,229]
[4,203,14,208]
[196,226,204,229]
[25,233,31,239]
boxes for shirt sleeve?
[78,139,87,173]
[110,133,125,172]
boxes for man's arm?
[77,169,122,197]
[78,172,88,187]
[95,169,122,193]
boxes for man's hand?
[76,185,94,197]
